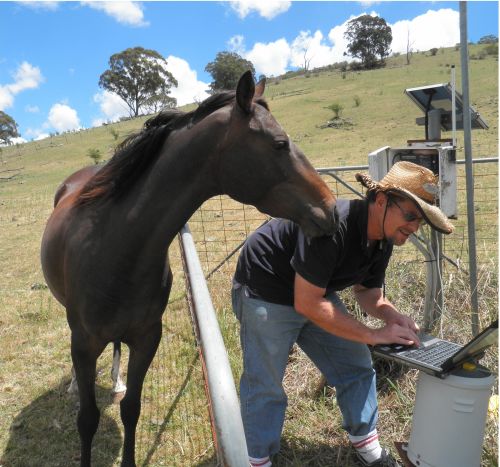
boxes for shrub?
[327,103,344,119]
[109,128,119,141]
[353,95,361,107]
[430,48,439,56]
[485,43,498,56]
[87,148,103,165]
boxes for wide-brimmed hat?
[355,161,454,234]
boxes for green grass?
[0,44,497,466]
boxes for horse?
[40,71,339,467]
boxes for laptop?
[372,319,498,378]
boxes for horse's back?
[53,165,101,207]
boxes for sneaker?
[355,448,401,467]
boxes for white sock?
[249,456,272,467]
[349,429,382,464]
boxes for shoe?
[355,448,401,467]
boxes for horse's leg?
[67,365,79,394]
[71,330,106,467]
[120,321,162,467]
[111,341,127,399]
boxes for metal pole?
[459,1,480,335]
[451,65,457,147]
[179,224,249,466]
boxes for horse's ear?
[236,70,255,114]
[255,76,266,98]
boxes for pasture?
[0,45,498,466]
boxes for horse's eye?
[274,140,289,150]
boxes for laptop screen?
[444,320,498,370]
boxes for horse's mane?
[76,91,243,206]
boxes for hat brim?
[386,188,454,234]
[356,173,454,235]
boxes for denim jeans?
[232,284,378,458]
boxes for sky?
[1,1,498,143]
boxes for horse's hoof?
[112,390,126,404]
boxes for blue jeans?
[232,284,378,458]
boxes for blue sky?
[1,1,498,142]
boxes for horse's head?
[217,71,339,237]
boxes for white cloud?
[327,21,353,62]
[358,1,380,7]
[229,0,291,20]
[0,88,14,110]
[164,56,209,106]
[47,103,81,132]
[0,62,44,110]
[93,90,129,126]
[390,9,460,54]
[245,39,291,77]
[25,127,50,141]
[82,1,148,27]
[228,35,246,55]
[290,30,339,70]
[17,1,59,11]
[236,8,461,77]
[7,136,28,145]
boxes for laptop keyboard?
[404,341,462,366]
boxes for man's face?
[383,196,424,246]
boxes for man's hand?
[384,310,420,333]
[371,321,421,347]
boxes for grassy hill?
[0,44,497,466]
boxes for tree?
[99,47,178,118]
[344,15,392,69]
[143,93,177,114]
[302,47,313,72]
[205,52,255,92]
[406,27,415,65]
[0,111,20,145]
[478,35,498,44]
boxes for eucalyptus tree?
[99,47,178,117]
[205,52,255,92]
[344,15,392,69]
[0,111,19,145]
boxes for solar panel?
[404,83,489,131]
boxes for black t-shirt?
[233,198,393,306]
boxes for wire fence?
[189,159,498,275]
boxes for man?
[232,161,454,467]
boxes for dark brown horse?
[40,71,338,467]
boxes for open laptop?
[372,320,498,378]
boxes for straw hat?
[356,161,454,234]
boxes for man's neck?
[367,202,384,242]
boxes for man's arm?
[294,273,420,346]
[353,283,420,340]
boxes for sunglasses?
[392,199,425,225]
